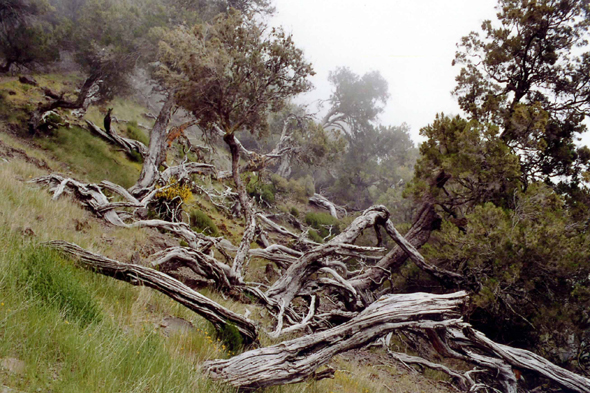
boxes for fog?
[271,0,498,142]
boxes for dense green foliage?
[305,212,340,239]
[157,10,314,137]
[190,209,220,237]
[453,0,590,187]
[405,0,590,369]
[0,0,60,72]
[246,175,276,205]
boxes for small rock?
[159,316,196,336]
[1,358,25,375]
[18,76,38,86]
[7,90,16,96]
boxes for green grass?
[85,96,155,133]
[126,120,150,146]
[37,125,142,188]
[18,248,103,327]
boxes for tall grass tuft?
[17,247,103,327]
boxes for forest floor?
[0,74,455,393]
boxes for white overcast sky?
[270,0,499,143]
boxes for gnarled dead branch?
[204,292,467,390]
[309,193,347,219]
[48,241,258,344]
[85,120,148,157]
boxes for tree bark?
[85,120,148,157]
[223,131,257,279]
[28,74,100,134]
[49,241,258,345]
[204,291,467,390]
[129,94,176,196]
[309,193,346,218]
[266,206,389,309]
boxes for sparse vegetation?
[2,0,590,391]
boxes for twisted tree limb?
[309,193,347,219]
[85,120,148,157]
[48,241,258,345]
[204,291,467,390]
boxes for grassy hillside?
[0,75,453,393]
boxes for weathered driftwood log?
[85,120,148,158]
[204,291,467,390]
[443,326,590,393]
[349,199,441,300]
[48,241,258,344]
[309,193,347,218]
[385,350,472,391]
[150,246,237,288]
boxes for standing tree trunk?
[223,131,257,279]
[129,94,176,196]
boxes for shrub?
[290,206,299,217]
[216,322,244,353]
[189,210,220,237]
[308,229,324,243]
[270,173,310,202]
[270,173,289,191]
[305,212,340,239]
[300,174,315,197]
[153,178,193,221]
[246,174,276,204]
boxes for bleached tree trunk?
[85,120,148,157]
[223,131,257,279]
[49,241,258,344]
[349,171,451,300]
[266,206,389,309]
[204,292,467,389]
[309,193,346,218]
[129,94,176,196]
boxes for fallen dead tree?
[85,119,148,158]
[204,292,467,389]
[48,240,258,345]
[33,172,590,392]
[309,193,347,218]
[30,120,590,392]
[204,291,590,392]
